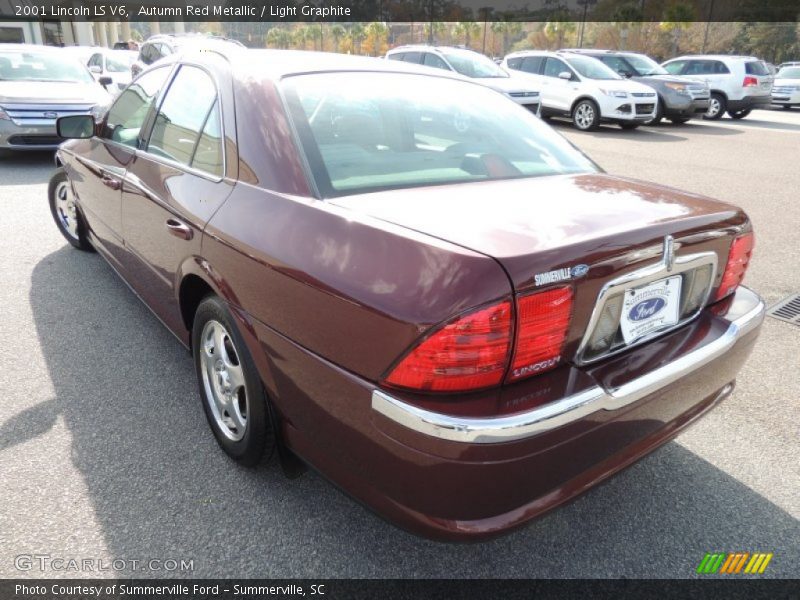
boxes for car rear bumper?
[259,286,764,541]
[727,95,771,111]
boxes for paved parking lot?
[1,109,798,579]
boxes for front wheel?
[572,99,600,131]
[48,167,93,251]
[193,295,275,466]
[703,93,726,120]
[727,108,752,119]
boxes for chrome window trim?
[574,247,718,366]
[371,286,764,444]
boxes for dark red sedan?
[50,48,764,541]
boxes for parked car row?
[48,45,765,541]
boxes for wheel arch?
[570,95,600,115]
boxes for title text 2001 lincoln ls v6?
[49,49,764,541]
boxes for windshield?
[624,54,669,76]
[776,66,800,79]
[566,55,622,80]
[106,51,136,73]
[0,51,93,83]
[439,49,508,78]
[283,73,597,197]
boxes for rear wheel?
[193,295,275,466]
[703,93,726,120]
[727,108,752,119]
[572,99,600,131]
[48,168,93,251]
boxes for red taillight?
[384,286,575,393]
[743,76,758,87]
[714,233,754,301]
[384,301,512,392]
[507,286,573,382]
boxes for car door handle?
[165,218,193,241]
[101,175,121,191]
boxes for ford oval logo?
[43,111,58,119]
[629,297,666,322]
[571,264,589,278]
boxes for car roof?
[0,43,67,54]
[665,55,761,62]
[174,48,476,83]
[145,33,244,48]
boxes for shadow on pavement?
[27,244,799,578]
[1,151,58,185]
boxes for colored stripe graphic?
[699,552,773,574]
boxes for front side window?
[146,65,222,175]
[663,60,686,75]
[283,72,597,197]
[103,66,171,147]
[423,53,450,70]
[543,57,570,79]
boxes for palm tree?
[364,22,389,57]
[452,22,481,48]
[266,27,292,49]
[306,24,323,52]
[660,2,695,55]
[491,21,523,57]
[292,26,308,50]
[331,24,346,52]
[423,21,445,45]
[349,23,366,54]
[544,21,577,49]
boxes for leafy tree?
[423,21,446,45]
[452,21,481,48]
[660,2,695,55]
[350,23,366,54]
[330,24,346,53]
[364,22,389,56]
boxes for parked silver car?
[0,44,110,152]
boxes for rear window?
[282,72,596,197]
[745,61,769,76]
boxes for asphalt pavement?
[1,108,798,579]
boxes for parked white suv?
[386,46,540,113]
[502,50,658,130]
[661,55,773,119]
[771,65,800,109]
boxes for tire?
[619,122,640,130]
[572,99,600,131]
[703,93,726,120]
[193,295,275,466]
[669,116,692,124]
[727,108,752,119]
[48,167,93,251]
[782,105,792,110]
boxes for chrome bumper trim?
[372,287,764,444]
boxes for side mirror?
[89,65,102,74]
[98,76,113,87]
[558,71,572,80]
[57,115,95,139]
[621,71,634,78]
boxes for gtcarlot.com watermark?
[14,554,194,573]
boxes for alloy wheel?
[706,97,721,118]
[54,180,79,240]
[575,103,595,130]
[200,319,248,441]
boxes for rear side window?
[402,52,422,64]
[147,65,223,175]
[745,61,769,76]
[686,60,729,75]
[506,57,522,70]
[520,56,543,74]
[387,53,404,61]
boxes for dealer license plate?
[620,276,682,344]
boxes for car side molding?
[372,286,765,444]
